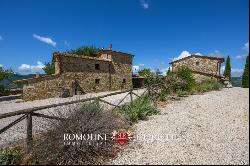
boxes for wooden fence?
[0,87,153,152]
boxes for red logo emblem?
[112,130,133,145]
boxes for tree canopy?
[67,45,99,57]
[0,67,14,81]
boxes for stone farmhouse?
[16,45,133,101]
[170,54,225,82]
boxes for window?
[123,79,126,84]
[95,64,100,70]
[95,79,100,85]
[196,62,200,66]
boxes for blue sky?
[0,0,249,76]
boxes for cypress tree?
[223,55,231,81]
[242,55,249,88]
[167,67,171,75]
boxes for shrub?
[0,147,24,165]
[32,101,126,165]
[176,66,196,92]
[138,68,164,86]
[176,90,189,97]
[165,73,191,94]
[0,85,5,96]
[157,89,168,102]
[116,95,158,124]
[194,78,223,93]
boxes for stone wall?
[172,56,221,76]
[23,51,133,101]
[193,73,216,83]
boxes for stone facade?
[21,49,133,101]
[170,55,225,82]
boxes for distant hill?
[231,77,242,87]
[0,74,36,89]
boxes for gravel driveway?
[110,87,249,165]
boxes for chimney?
[108,43,112,50]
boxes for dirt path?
[110,88,249,165]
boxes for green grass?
[0,147,24,165]
[116,95,159,125]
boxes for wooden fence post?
[26,113,33,153]
[130,90,133,106]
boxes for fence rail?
[0,87,152,152]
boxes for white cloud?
[220,65,244,77]
[18,61,45,75]
[195,52,202,56]
[235,54,248,60]
[140,0,149,9]
[33,34,56,47]
[173,50,191,61]
[159,66,172,76]
[234,42,249,60]
[208,50,224,57]
[64,40,70,47]
[0,64,3,68]
[243,42,249,52]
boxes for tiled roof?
[99,49,135,57]
[170,54,225,64]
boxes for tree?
[0,66,14,96]
[166,67,171,75]
[43,59,55,75]
[223,55,231,81]
[138,68,152,77]
[242,55,249,88]
[0,67,14,81]
[176,66,195,91]
[67,45,99,57]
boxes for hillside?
[0,74,36,89]
[231,77,242,87]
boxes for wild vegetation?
[0,66,14,96]
[115,95,159,125]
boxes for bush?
[176,66,196,92]
[164,73,191,94]
[32,101,126,165]
[116,95,158,124]
[0,147,24,165]
[194,78,223,93]
[176,90,189,97]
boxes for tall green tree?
[67,45,99,57]
[242,55,249,88]
[166,67,171,75]
[223,55,231,81]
